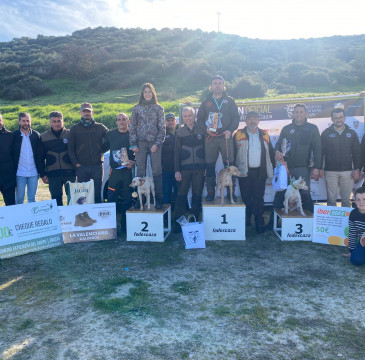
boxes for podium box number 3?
[202,198,246,241]
[126,205,171,242]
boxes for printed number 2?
[141,222,148,232]
[295,224,303,234]
[221,214,228,224]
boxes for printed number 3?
[295,224,303,234]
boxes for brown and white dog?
[215,166,241,205]
[129,177,155,211]
[283,176,309,216]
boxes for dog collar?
[290,180,297,189]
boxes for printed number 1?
[295,224,303,234]
[141,222,148,232]
[221,214,228,224]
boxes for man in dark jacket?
[68,103,108,203]
[320,108,361,208]
[39,111,76,206]
[103,113,134,233]
[0,114,16,206]
[13,112,42,204]
[162,112,178,206]
[197,75,240,201]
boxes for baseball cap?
[80,102,93,111]
[211,75,225,84]
[246,111,260,119]
[165,113,176,120]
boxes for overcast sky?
[0,0,364,42]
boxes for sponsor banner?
[312,204,351,246]
[59,203,117,243]
[181,94,365,202]
[0,200,63,259]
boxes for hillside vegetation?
[0,27,365,104]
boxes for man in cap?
[197,75,240,201]
[39,111,76,206]
[162,112,178,206]
[68,103,108,203]
[321,107,361,207]
[0,113,16,206]
[235,111,275,233]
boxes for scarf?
[80,118,95,128]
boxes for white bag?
[66,179,95,205]
[272,163,288,192]
[181,215,206,249]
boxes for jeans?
[162,171,178,204]
[16,175,39,204]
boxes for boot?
[82,211,97,224]
[74,213,93,227]
[173,222,182,233]
[120,213,127,234]
[155,195,163,209]
[205,192,215,202]
[255,216,265,234]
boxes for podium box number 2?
[126,205,171,242]
[273,209,313,241]
[202,198,245,240]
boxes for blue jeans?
[162,171,178,204]
[16,175,39,204]
[350,242,365,266]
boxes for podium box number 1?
[202,198,246,240]
[126,205,171,242]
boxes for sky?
[0,0,364,42]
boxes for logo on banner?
[31,203,54,214]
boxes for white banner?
[0,200,63,259]
[59,203,117,243]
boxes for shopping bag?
[272,162,288,192]
[181,215,206,249]
[66,179,95,205]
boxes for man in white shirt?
[13,112,42,204]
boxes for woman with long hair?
[129,83,165,209]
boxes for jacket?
[39,128,75,178]
[68,121,108,166]
[235,127,275,180]
[275,119,321,169]
[0,127,16,189]
[161,128,176,172]
[129,103,165,148]
[321,124,361,171]
[197,92,240,135]
[12,128,42,175]
[174,124,205,172]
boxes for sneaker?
[205,193,215,201]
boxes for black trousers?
[0,185,15,206]
[238,167,266,220]
[48,174,76,206]
[76,164,103,203]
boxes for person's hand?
[207,128,216,136]
[311,168,320,181]
[360,236,365,247]
[275,150,283,162]
[319,169,325,178]
[150,145,158,153]
[126,160,134,169]
[352,170,361,181]
[76,163,81,168]
[42,175,49,184]
[175,171,182,181]
[132,146,139,153]
[223,130,231,139]
[342,253,351,258]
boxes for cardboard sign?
[59,203,117,243]
[0,200,63,259]
[312,204,352,246]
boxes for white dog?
[129,177,155,211]
[283,176,309,216]
[215,166,241,205]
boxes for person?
[39,111,76,206]
[68,103,108,203]
[0,113,16,206]
[103,113,135,233]
[273,103,321,213]
[343,187,365,266]
[13,112,42,204]
[197,75,240,201]
[235,111,275,233]
[320,108,361,208]
[129,83,165,209]
[162,112,178,207]
[173,107,205,233]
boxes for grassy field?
[1,185,365,360]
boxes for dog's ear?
[139,179,145,186]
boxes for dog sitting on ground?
[129,177,155,211]
[215,166,241,205]
[283,176,309,216]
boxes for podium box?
[126,204,171,242]
[202,198,245,240]
[273,209,313,241]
